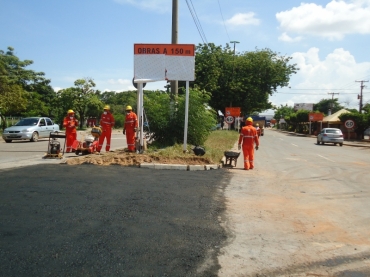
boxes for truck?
[251,116,265,136]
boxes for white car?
[2,117,60,143]
[317,128,344,146]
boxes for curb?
[140,163,222,171]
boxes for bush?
[144,89,217,147]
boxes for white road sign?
[344,119,355,129]
[225,116,234,124]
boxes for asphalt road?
[218,129,370,276]
[1,129,370,276]
[0,165,229,277]
[0,130,127,170]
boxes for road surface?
[1,129,370,276]
[218,129,370,276]
[0,130,127,170]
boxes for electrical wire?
[185,0,208,44]
[217,0,230,42]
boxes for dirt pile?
[65,149,214,166]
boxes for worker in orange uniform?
[97,105,115,153]
[255,123,261,137]
[123,105,138,152]
[63,109,78,153]
[238,117,259,170]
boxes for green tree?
[57,78,98,128]
[339,112,369,139]
[273,105,295,129]
[314,98,344,115]
[0,47,56,127]
[191,43,298,115]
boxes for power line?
[185,0,208,44]
[217,0,230,41]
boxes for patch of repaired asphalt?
[0,164,230,276]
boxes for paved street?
[1,129,370,276]
[219,129,370,276]
[0,130,127,170]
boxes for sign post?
[344,119,355,140]
[134,43,195,153]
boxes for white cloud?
[276,0,370,40]
[113,0,170,13]
[278,32,303,42]
[271,47,370,107]
[226,12,260,27]
[53,87,63,92]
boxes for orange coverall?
[97,111,115,152]
[63,115,78,153]
[238,122,259,170]
[124,111,138,152]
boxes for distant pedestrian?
[256,123,261,137]
[238,117,259,170]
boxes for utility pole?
[230,41,239,55]
[356,80,369,113]
[327,92,339,113]
[229,41,240,107]
[171,0,178,101]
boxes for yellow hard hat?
[126,105,132,111]
[67,109,74,114]
[104,105,110,110]
[246,117,253,122]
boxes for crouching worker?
[238,117,259,170]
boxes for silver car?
[317,128,344,146]
[2,117,60,143]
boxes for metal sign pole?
[183,81,189,152]
[139,83,144,153]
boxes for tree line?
[1,44,298,145]
[273,99,370,138]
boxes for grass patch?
[147,130,239,163]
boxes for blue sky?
[1,0,370,113]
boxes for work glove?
[123,129,126,135]
[255,146,259,150]
[238,144,241,150]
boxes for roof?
[322,109,350,122]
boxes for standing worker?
[97,105,115,153]
[63,109,78,153]
[123,105,138,152]
[255,123,261,137]
[238,117,259,170]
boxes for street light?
[230,41,240,55]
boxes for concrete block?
[188,165,205,171]
[205,164,220,170]
[155,164,188,170]
[140,163,156,169]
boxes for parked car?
[2,117,60,143]
[317,128,343,146]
